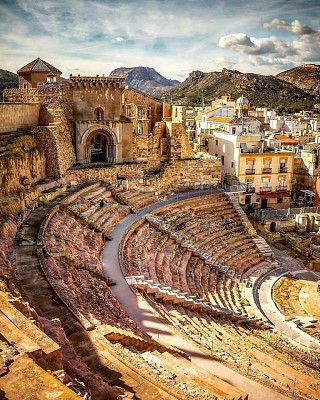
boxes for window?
[216,139,218,145]
[231,162,234,169]
[94,107,104,121]
[232,127,236,135]
[221,155,224,165]
[264,159,271,168]
[277,197,283,203]
[47,74,57,83]
[279,158,287,172]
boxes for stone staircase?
[95,324,187,358]
[126,275,250,323]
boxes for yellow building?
[238,151,294,208]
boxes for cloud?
[0,1,319,79]
[218,33,296,56]
[218,18,320,70]
[263,18,317,36]
[112,37,126,43]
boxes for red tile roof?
[274,134,299,145]
[17,58,61,74]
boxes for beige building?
[208,129,294,208]
[238,151,294,209]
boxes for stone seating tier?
[126,276,250,323]
[43,210,103,275]
[162,304,320,399]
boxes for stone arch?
[270,221,276,232]
[81,127,118,163]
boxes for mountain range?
[1,64,319,112]
[161,65,319,112]
[109,66,179,94]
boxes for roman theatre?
[0,58,319,400]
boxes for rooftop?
[17,58,61,74]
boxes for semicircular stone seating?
[122,193,270,320]
[121,193,320,398]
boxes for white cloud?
[263,18,317,36]
[112,37,125,43]
[218,18,320,71]
[218,33,296,56]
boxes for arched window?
[94,107,104,121]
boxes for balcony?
[262,167,272,174]
[276,186,288,192]
[246,187,255,193]
[245,169,255,175]
[279,167,288,173]
[260,187,272,193]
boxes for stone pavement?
[102,191,290,400]
[254,252,320,352]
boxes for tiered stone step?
[150,350,248,400]
[145,214,230,275]
[126,276,250,323]
[70,329,184,400]
[225,193,257,237]
[95,324,186,357]
[252,236,274,259]
[0,354,81,400]
[0,291,60,359]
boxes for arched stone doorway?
[270,221,276,232]
[88,130,115,163]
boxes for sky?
[0,0,319,81]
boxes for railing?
[245,169,255,174]
[246,187,255,193]
[255,207,320,221]
[279,167,287,173]
[260,187,272,193]
[262,168,272,174]
[276,186,288,192]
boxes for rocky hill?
[276,64,320,100]
[0,69,18,100]
[162,68,316,112]
[110,66,179,94]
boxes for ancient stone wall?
[168,123,195,160]
[70,76,124,121]
[67,157,221,195]
[0,134,47,217]
[67,164,145,183]
[123,87,163,131]
[4,85,76,177]
[148,158,221,193]
[0,134,46,197]
[132,122,167,163]
[0,103,40,133]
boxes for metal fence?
[256,207,320,221]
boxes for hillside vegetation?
[276,64,320,100]
[161,68,316,112]
[0,69,18,100]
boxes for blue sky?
[0,0,319,81]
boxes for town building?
[17,57,62,88]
